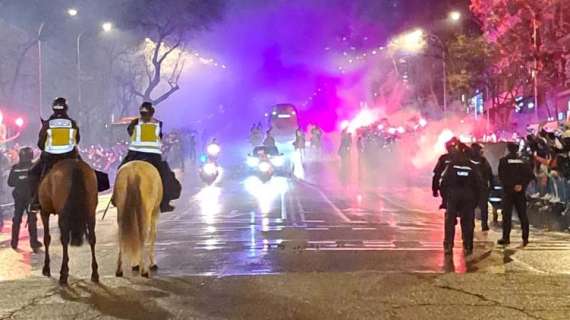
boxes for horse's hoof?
[116,271,123,277]
[150,265,158,272]
[42,268,51,277]
[91,274,99,283]
[132,265,140,272]
[59,277,68,286]
[141,272,150,278]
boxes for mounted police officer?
[29,97,80,209]
[120,101,178,212]
[497,142,535,246]
[440,143,481,256]
[8,147,42,252]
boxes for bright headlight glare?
[247,157,259,167]
[258,161,272,173]
[203,163,218,176]
[271,156,285,167]
[207,144,221,156]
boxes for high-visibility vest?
[129,120,162,154]
[45,119,77,154]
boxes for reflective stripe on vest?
[45,119,76,154]
[129,121,162,154]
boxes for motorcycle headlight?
[247,156,260,167]
[271,156,285,167]
[207,144,221,157]
[203,163,218,176]
[258,161,272,173]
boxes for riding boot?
[28,213,42,251]
[28,167,42,211]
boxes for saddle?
[95,170,110,193]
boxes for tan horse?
[39,159,99,285]
[112,161,163,278]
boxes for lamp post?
[393,29,448,113]
[75,20,113,111]
[37,22,45,118]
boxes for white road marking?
[297,180,352,223]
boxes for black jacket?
[8,161,33,199]
[470,155,493,192]
[498,153,534,193]
[37,112,80,151]
[441,155,481,203]
[432,153,451,193]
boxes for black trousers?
[444,190,476,250]
[11,197,40,248]
[501,191,529,241]
[477,190,490,226]
[30,150,80,179]
[29,150,80,205]
[119,151,178,204]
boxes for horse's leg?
[87,218,99,283]
[140,239,149,278]
[149,215,159,272]
[116,247,123,277]
[41,212,51,277]
[59,231,70,285]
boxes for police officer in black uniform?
[498,142,535,246]
[7,147,42,252]
[29,97,80,209]
[470,143,493,231]
[441,143,480,255]
[432,137,459,209]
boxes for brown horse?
[112,161,163,278]
[39,159,99,285]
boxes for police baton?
[101,197,113,221]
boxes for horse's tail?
[63,163,87,247]
[118,174,144,264]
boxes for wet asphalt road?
[1,156,570,281]
[2,155,570,319]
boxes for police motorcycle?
[199,141,221,185]
[246,146,286,182]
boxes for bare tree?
[117,0,225,106]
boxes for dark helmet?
[18,147,33,163]
[52,97,68,112]
[507,142,519,154]
[445,137,459,152]
[471,143,483,155]
[458,142,470,154]
[140,101,155,116]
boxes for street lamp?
[391,29,448,113]
[449,11,462,22]
[67,8,78,17]
[101,22,113,33]
[391,29,426,54]
[75,21,114,112]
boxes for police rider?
[29,97,80,209]
[120,101,175,212]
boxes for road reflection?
[243,176,289,215]
[196,186,222,224]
